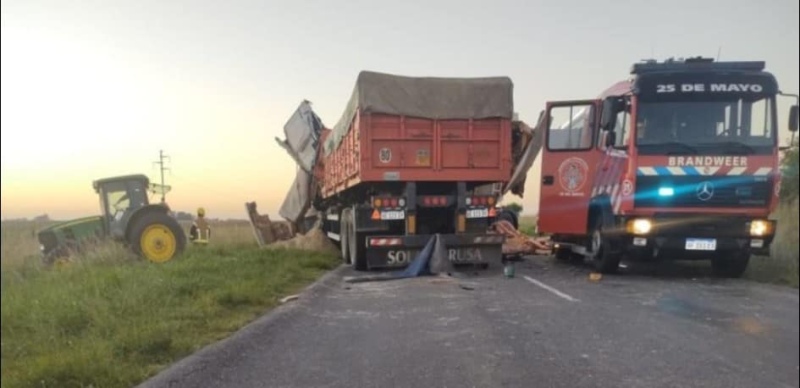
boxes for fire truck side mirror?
[600,98,622,132]
[789,105,799,132]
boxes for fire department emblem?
[558,157,589,193]
[622,179,634,196]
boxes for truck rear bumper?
[365,233,505,269]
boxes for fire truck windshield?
[635,95,776,155]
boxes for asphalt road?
[139,257,800,388]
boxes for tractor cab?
[93,174,152,239]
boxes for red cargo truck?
[278,71,523,270]
[536,57,798,277]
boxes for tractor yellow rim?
[140,224,177,263]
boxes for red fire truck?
[538,57,799,277]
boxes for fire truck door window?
[547,104,595,151]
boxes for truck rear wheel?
[711,249,750,278]
[339,209,351,264]
[589,216,621,273]
[347,209,368,271]
[129,212,186,263]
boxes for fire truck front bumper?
[618,215,777,258]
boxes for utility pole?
[153,149,171,204]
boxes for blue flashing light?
[658,187,675,197]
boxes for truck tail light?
[467,196,496,207]
[421,196,448,207]
[371,196,406,209]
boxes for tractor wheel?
[129,212,186,263]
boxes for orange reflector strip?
[371,209,380,220]
[457,214,466,232]
[488,207,497,217]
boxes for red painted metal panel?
[319,109,512,198]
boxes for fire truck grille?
[634,176,773,208]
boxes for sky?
[1,0,798,220]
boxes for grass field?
[746,199,800,288]
[0,219,339,388]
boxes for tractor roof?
[92,174,150,192]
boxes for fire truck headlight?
[627,218,653,235]
[750,220,772,237]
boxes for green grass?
[745,199,800,288]
[0,243,339,388]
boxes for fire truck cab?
[537,57,799,277]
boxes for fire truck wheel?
[589,216,621,273]
[711,249,750,278]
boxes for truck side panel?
[321,110,512,199]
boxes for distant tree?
[33,214,50,223]
[504,202,523,215]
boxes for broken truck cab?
[537,57,798,277]
[277,71,527,271]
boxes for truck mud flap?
[365,234,504,269]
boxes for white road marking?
[523,276,580,302]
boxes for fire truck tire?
[711,249,750,278]
[589,216,621,273]
[339,209,351,264]
[348,209,368,271]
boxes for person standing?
[190,207,211,244]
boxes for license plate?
[685,238,717,251]
[466,208,489,219]
[380,210,405,220]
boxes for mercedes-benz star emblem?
[696,181,715,201]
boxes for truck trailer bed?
[319,71,515,199]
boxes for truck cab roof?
[630,57,767,75]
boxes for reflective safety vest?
[190,217,211,242]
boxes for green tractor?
[37,174,187,265]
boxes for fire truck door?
[538,99,601,236]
